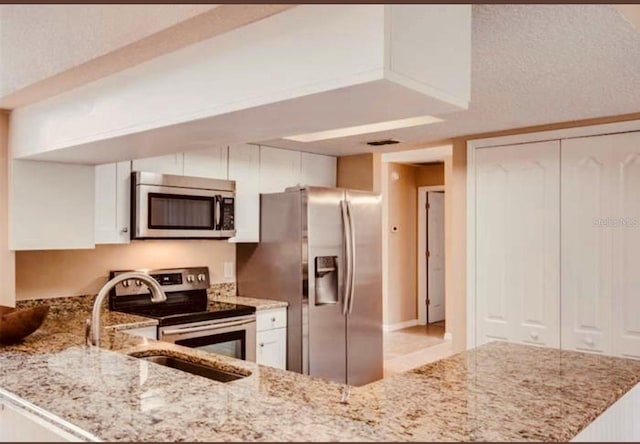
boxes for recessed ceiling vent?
[366,139,400,146]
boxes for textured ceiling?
[0,5,295,109]
[260,4,640,155]
[0,5,216,99]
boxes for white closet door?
[562,136,614,355]
[475,140,560,347]
[563,131,640,359]
[612,132,640,359]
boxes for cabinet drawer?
[256,308,287,332]
[256,328,287,370]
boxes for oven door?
[158,315,256,362]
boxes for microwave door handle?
[215,196,222,230]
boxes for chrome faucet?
[88,271,167,347]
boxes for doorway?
[418,186,446,330]
[380,148,455,376]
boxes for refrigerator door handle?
[347,200,357,314]
[340,200,353,315]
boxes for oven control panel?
[111,267,210,297]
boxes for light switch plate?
[224,262,234,278]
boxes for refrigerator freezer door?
[345,190,383,386]
[306,187,348,384]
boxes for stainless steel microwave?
[131,171,235,239]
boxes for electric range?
[109,267,256,361]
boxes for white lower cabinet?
[571,383,640,442]
[256,328,287,370]
[256,307,287,369]
[0,401,80,442]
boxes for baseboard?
[383,319,419,332]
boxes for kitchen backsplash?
[207,282,236,299]
[15,240,235,300]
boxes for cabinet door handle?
[530,331,539,340]
[259,343,264,347]
[271,317,276,322]
[121,227,128,233]
[585,337,594,346]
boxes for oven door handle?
[161,318,255,336]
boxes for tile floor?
[383,321,455,377]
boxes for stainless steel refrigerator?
[237,186,383,386]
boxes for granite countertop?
[1,295,640,442]
[206,282,288,310]
[209,294,289,311]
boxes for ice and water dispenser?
[314,256,339,305]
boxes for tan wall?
[0,112,15,307]
[15,240,235,300]
[337,153,382,192]
[444,143,466,352]
[415,163,445,187]
[386,162,418,324]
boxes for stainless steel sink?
[135,354,248,383]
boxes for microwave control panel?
[220,197,235,231]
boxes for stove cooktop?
[121,301,256,327]
[108,267,256,327]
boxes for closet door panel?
[475,140,560,347]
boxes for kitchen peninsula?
[1,296,639,442]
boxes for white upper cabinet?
[94,161,131,244]
[183,146,228,179]
[562,131,640,359]
[11,160,95,250]
[475,141,560,348]
[300,152,337,187]
[228,144,260,243]
[131,153,183,175]
[230,145,336,242]
[259,146,301,193]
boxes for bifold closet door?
[475,140,560,347]
[562,131,640,359]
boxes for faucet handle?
[84,318,92,347]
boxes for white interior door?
[427,192,445,323]
[475,140,560,347]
